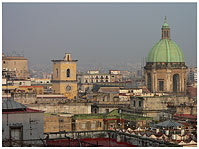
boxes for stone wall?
[44,114,72,133]
[176,105,197,115]
[75,119,104,131]
[27,103,92,114]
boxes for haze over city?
[2,2,198,147]
[2,3,197,71]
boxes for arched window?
[67,55,70,61]
[164,31,167,38]
[147,73,152,92]
[67,69,70,78]
[173,74,179,92]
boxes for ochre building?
[51,53,78,99]
[2,54,28,79]
[144,17,187,93]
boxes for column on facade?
[179,72,182,92]
[151,71,154,92]
[145,70,148,87]
[184,69,187,92]
[154,71,157,92]
[166,69,171,92]
[181,70,185,92]
[151,69,155,92]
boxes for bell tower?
[51,53,78,99]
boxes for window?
[133,100,136,107]
[164,31,167,38]
[99,122,101,127]
[173,74,179,92]
[59,119,64,122]
[96,121,102,128]
[82,123,86,129]
[91,122,96,129]
[3,61,5,64]
[56,68,58,78]
[67,69,70,77]
[139,101,142,107]
[86,121,91,130]
[159,81,164,91]
[106,109,109,113]
[10,126,23,141]
[147,73,152,92]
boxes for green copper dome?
[147,17,184,63]
[147,39,184,62]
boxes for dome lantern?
[162,16,170,39]
[147,17,184,63]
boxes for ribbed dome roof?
[147,17,184,63]
[147,39,184,62]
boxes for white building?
[188,67,197,82]
[77,70,123,92]
[2,99,44,147]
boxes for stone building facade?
[73,116,104,131]
[2,55,28,80]
[144,17,187,93]
[44,113,73,133]
[51,53,78,99]
[130,95,194,120]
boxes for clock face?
[66,85,71,91]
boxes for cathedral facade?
[144,17,187,93]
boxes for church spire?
[162,16,170,39]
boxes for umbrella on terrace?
[155,120,183,128]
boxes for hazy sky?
[2,3,197,68]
